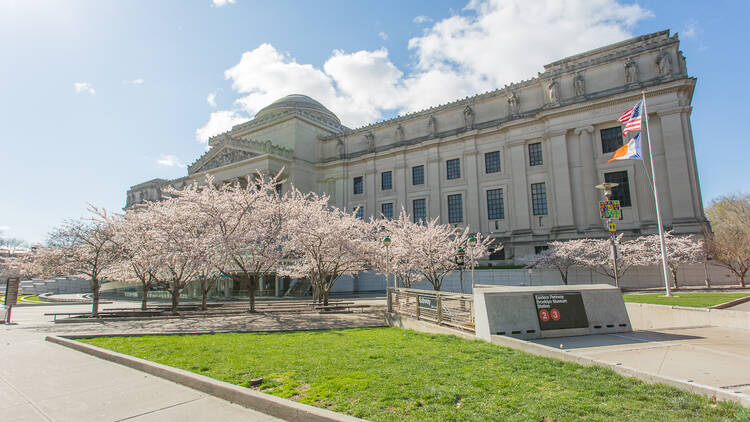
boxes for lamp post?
[595,182,620,287]
[383,236,392,289]
[467,236,477,290]
[455,246,466,293]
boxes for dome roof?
[255,94,340,124]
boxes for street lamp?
[383,236,393,289]
[595,182,621,287]
[467,236,477,290]
[455,246,466,293]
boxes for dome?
[255,94,340,124]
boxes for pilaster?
[574,126,599,230]
[509,143,530,232]
[548,131,575,229]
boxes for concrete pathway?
[726,299,750,312]
[0,300,385,421]
[532,325,750,396]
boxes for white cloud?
[207,92,217,107]
[74,82,95,95]
[413,15,433,24]
[156,154,186,168]
[128,78,144,85]
[378,31,389,40]
[212,0,235,7]
[197,0,652,137]
[0,225,10,232]
[196,110,249,143]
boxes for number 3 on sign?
[608,222,616,232]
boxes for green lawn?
[80,328,748,421]
[623,292,750,308]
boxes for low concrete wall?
[626,302,750,330]
[385,313,476,340]
[46,336,364,422]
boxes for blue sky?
[1,0,747,244]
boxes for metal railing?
[388,288,475,333]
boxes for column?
[463,145,481,231]
[569,128,585,231]
[548,131,575,230]
[576,126,599,230]
[427,151,441,222]
[659,110,695,221]
[649,115,674,226]
[365,165,377,219]
[395,155,407,212]
[509,143,530,232]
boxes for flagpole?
[642,91,672,297]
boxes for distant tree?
[42,207,118,316]
[521,239,587,285]
[576,235,651,286]
[705,193,750,287]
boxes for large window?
[601,127,624,154]
[381,202,394,219]
[531,182,548,215]
[485,151,501,173]
[355,207,364,220]
[448,193,463,223]
[446,158,461,180]
[381,171,392,191]
[604,171,632,207]
[413,199,426,223]
[489,249,505,260]
[353,176,363,195]
[487,188,505,220]
[412,165,424,185]
[528,142,543,166]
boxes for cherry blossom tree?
[165,172,291,312]
[281,189,377,305]
[641,231,704,288]
[576,235,651,286]
[371,209,425,288]
[42,207,119,316]
[705,194,750,287]
[521,239,588,285]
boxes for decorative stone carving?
[546,79,560,104]
[336,138,345,157]
[364,132,375,152]
[574,73,585,97]
[656,48,672,77]
[199,149,256,172]
[507,91,520,116]
[624,57,639,84]
[463,105,474,129]
[395,124,404,142]
[427,115,437,137]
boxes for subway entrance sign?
[534,292,589,331]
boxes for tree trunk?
[323,289,329,306]
[170,283,180,314]
[671,269,679,289]
[141,283,149,311]
[561,271,568,285]
[201,288,208,311]
[740,273,746,288]
[91,279,100,317]
[248,275,256,313]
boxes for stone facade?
[126,30,705,261]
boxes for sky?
[1,0,747,244]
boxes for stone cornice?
[189,137,293,175]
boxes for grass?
[80,328,749,421]
[623,292,750,308]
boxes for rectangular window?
[448,193,463,223]
[381,202,394,219]
[485,151,501,174]
[355,207,364,220]
[535,245,549,254]
[413,199,426,223]
[601,127,624,154]
[528,142,543,166]
[412,165,424,185]
[531,182,548,215]
[381,171,392,190]
[486,188,505,220]
[604,171,632,207]
[446,158,461,180]
[353,176,363,195]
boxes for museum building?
[126,30,705,263]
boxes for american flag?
[619,101,642,136]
